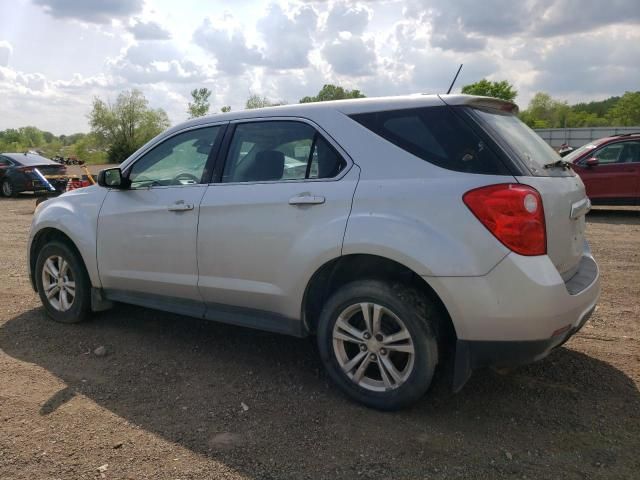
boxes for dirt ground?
[1,195,638,480]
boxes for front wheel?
[35,242,91,323]
[317,280,439,410]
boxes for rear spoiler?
[438,94,519,115]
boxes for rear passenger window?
[222,121,346,183]
[350,106,509,175]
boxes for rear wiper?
[543,159,574,170]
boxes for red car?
[566,133,640,205]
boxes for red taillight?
[463,183,546,256]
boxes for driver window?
[592,142,640,165]
[128,126,221,188]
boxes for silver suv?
[28,95,600,410]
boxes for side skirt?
[102,289,304,337]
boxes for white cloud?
[193,17,263,74]
[257,3,318,69]
[322,35,377,76]
[109,43,209,84]
[0,0,638,133]
[325,2,370,35]
[127,20,172,40]
[0,41,12,67]
[33,0,143,24]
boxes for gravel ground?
[0,195,639,479]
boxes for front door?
[197,120,359,330]
[575,140,640,203]
[97,124,225,312]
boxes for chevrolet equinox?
[28,94,600,410]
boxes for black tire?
[1,178,17,197]
[317,280,439,410]
[35,241,91,324]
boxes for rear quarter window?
[350,106,511,175]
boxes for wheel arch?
[29,228,87,292]
[301,254,457,352]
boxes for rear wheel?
[35,242,91,323]
[317,280,439,410]
[1,178,16,197]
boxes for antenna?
[446,64,463,94]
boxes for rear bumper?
[13,176,67,194]
[427,242,600,391]
[452,305,594,391]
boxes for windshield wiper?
[543,159,573,170]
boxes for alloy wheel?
[332,302,415,392]
[41,255,76,312]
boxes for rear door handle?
[288,194,325,206]
[168,201,194,212]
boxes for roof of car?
[175,94,517,132]
[599,133,640,143]
[1,152,57,165]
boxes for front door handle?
[168,201,194,212]
[289,194,325,206]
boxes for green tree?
[461,79,517,102]
[89,89,170,163]
[187,87,212,119]
[220,105,231,113]
[607,91,640,126]
[572,96,621,117]
[519,92,571,128]
[70,133,107,164]
[299,84,366,103]
[18,126,45,148]
[245,94,273,109]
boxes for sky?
[0,0,639,134]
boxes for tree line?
[1,81,637,165]
[461,79,639,128]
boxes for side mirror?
[585,157,599,167]
[97,168,129,189]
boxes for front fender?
[29,186,108,288]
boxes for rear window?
[470,108,574,177]
[6,154,55,166]
[350,106,511,175]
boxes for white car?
[28,94,600,409]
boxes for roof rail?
[610,133,640,137]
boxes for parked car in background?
[0,152,67,197]
[28,94,600,410]
[566,133,640,205]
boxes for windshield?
[471,108,574,177]
[563,143,598,163]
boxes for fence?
[534,127,640,148]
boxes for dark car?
[566,133,640,205]
[0,152,67,197]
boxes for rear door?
[197,119,358,327]
[573,141,640,202]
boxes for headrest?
[249,150,285,181]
